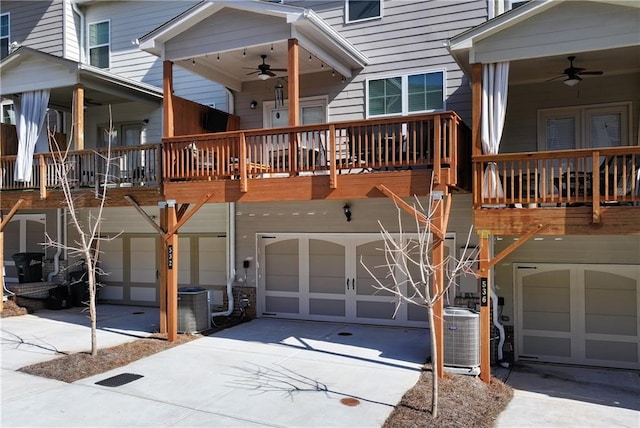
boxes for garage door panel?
[523,286,570,314]
[586,340,638,363]
[585,315,637,336]
[523,336,571,358]
[265,296,299,314]
[309,239,345,294]
[309,277,345,294]
[523,311,570,331]
[408,304,428,322]
[265,274,299,292]
[310,298,345,317]
[357,301,396,320]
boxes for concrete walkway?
[1,306,429,427]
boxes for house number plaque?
[167,245,173,270]
[480,277,488,307]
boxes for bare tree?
[361,193,479,418]
[44,108,120,356]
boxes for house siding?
[287,0,487,124]
[3,0,64,56]
[63,0,80,61]
[82,1,228,110]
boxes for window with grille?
[89,20,110,68]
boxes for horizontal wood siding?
[474,2,640,63]
[63,0,80,61]
[290,0,487,125]
[0,55,75,93]
[166,9,291,60]
[83,1,228,110]
[3,0,64,56]
[502,73,640,154]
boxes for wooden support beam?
[165,194,213,241]
[159,205,167,333]
[478,230,491,384]
[73,84,84,150]
[239,132,248,193]
[592,151,601,223]
[166,205,178,342]
[176,203,190,222]
[287,39,300,127]
[375,184,446,240]
[124,195,165,236]
[329,125,337,189]
[163,60,174,138]
[486,223,548,270]
[39,155,47,199]
[1,199,24,312]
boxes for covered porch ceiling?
[0,47,163,111]
[448,0,640,85]
[138,0,369,92]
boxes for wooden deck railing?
[162,112,469,190]
[0,144,161,194]
[473,146,640,209]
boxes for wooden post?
[39,154,47,199]
[287,39,299,127]
[163,61,175,138]
[432,197,445,378]
[471,63,483,208]
[73,84,84,150]
[239,132,248,192]
[166,204,178,342]
[478,230,491,384]
[0,199,25,311]
[159,204,168,333]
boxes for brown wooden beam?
[287,39,299,127]
[485,223,548,269]
[159,205,167,333]
[163,60,175,138]
[0,198,24,312]
[124,195,165,236]
[478,230,491,384]
[166,205,178,342]
[432,198,445,378]
[165,194,213,241]
[73,84,84,150]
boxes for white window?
[0,13,9,59]
[367,71,445,118]
[346,0,382,23]
[507,0,529,10]
[1,101,15,124]
[98,122,142,147]
[89,20,109,68]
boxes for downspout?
[47,208,63,282]
[71,1,85,63]
[490,288,506,365]
[211,202,235,318]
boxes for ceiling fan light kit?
[258,73,270,81]
[549,55,603,87]
[564,77,581,87]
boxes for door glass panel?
[356,240,394,297]
[309,239,345,294]
[590,113,621,148]
[522,270,570,331]
[546,117,576,151]
[265,239,299,292]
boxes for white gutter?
[71,1,85,63]
[47,208,63,282]
[211,202,236,319]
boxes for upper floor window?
[367,70,445,118]
[0,13,10,59]
[1,101,15,124]
[89,20,110,68]
[346,0,382,23]
[507,0,528,10]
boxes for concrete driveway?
[1,306,429,427]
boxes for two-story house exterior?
[1,0,638,377]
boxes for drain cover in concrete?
[95,373,143,387]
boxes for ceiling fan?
[245,55,286,80]
[549,56,603,86]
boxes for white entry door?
[516,263,639,369]
[259,233,453,327]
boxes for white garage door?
[259,233,454,327]
[516,263,640,369]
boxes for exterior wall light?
[343,203,352,222]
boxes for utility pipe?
[211,202,235,319]
[47,208,63,282]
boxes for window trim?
[345,0,383,24]
[0,12,10,59]
[88,19,110,68]
[366,69,446,119]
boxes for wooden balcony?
[0,144,162,209]
[0,112,470,208]
[162,112,471,203]
[473,146,640,235]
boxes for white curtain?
[14,89,50,182]
[481,62,509,200]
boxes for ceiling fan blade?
[266,70,276,77]
[246,71,259,75]
[270,68,287,72]
[579,71,604,76]
[546,75,565,82]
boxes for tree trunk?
[428,304,438,418]
[87,256,97,357]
